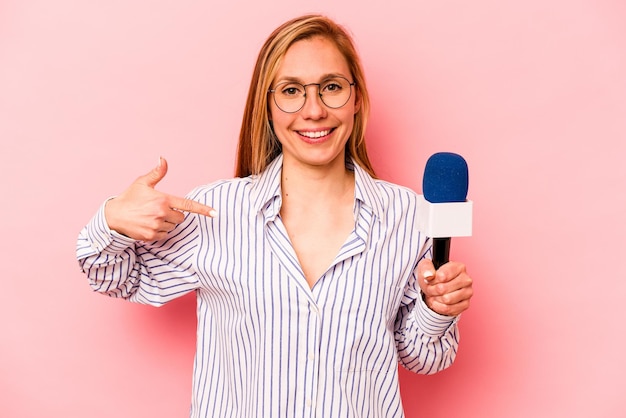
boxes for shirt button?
[308,353,315,361]
[306,398,312,407]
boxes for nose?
[300,84,327,119]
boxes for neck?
[280,157,354,208]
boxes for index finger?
[169,195,218,217]
[434,261,467,283]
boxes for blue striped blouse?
[76,155,459,418]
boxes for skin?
[268,36,360,288]
[104,157,216,242]
[103,36,473,317]
[269,36,360,173]
[418,258,473,317]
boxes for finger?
[163,208,186,225]
[141,216,180,240]
[431,281,473,305]
[417,258,436,296]
[417,258,436,284]
[169,195,218,217]
[135,156,168,188]
[432,261,467,284]
[425,269,472,297]
[427,296,471,317]
[160,220,179,233]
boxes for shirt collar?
[250,154,386,222]
[352,160,385,221]
[250,154,283,220]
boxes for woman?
[77,14,473,418]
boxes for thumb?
[417,258,436,284]
[137,156,168,188]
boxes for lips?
[297,128,335,142]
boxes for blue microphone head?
[423,152,469,203]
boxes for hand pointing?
[104,157,217,241]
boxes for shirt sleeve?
[394,264,460,374]
[75,199,201,306]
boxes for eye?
[321,80,344,94]
[278,83,304,97]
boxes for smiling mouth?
[297,128,334,139]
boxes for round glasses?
[268,76,356,113]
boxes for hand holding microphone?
[417,152,474,316]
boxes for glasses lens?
[320,77,352,109]
[273,82,306,113]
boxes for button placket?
[302,301,322,416]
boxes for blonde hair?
[235,14,375,178]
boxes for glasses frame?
[268,76,356,114]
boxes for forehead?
[275,36,351,81]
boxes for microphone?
[417,152,473,269]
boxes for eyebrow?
[274,73,349,84]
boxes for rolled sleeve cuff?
[415,290,459,337]
[83,198,136,255]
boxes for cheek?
[271,112,290,132]
[340,107,358,130]
[268,110,294,143]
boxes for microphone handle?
[432,237,451,270]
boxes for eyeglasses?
[268,76,356,113]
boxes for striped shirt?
[76,155,459,418]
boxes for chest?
[194,207,424,322]
[281,206,355,288]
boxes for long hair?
[235,14,375,178]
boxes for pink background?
[1,1,625,417]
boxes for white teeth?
[299,129,331,138]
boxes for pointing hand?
[104,157,216,241]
